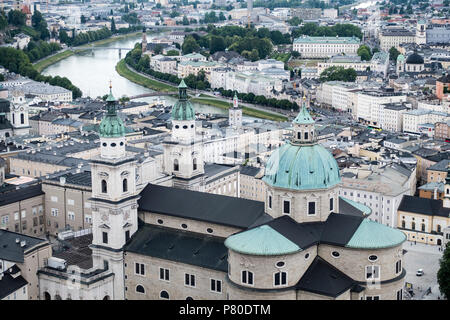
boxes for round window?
[157,219,163,224]
[111,143,116,147]
[276,261,285,268]
[120,142,124,146]
[206,228,213,233]
[102,143,107,147]
[183,125,188,129]
[305,253,310,260]
[331,251,340,258]
[175,125,179,129]
[191,124,194,128]
[368,255,378,262]
[181,224,187,229]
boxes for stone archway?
[103,295,110,300]
[44,292,51,300]
[54,294,62,300]
[437,239,442,246]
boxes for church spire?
[292,95,315,144]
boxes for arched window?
[304,132,308,140]
[160,290,169,299]
[402,220,405,228]
[174,159,179,171]
[411,222,416,230]
[44,292,51,300]
[101,180,107,193]
[421,223,425,232]
[123,178,128,192]
[20,113,24,124]
[437,225,441,233]
[136,285,145,294]
[12,113,15,124]
[193,158,197,171]
[297,132,301,139]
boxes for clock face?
[101,214,108,222]
[20,107,24,111]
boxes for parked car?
[416,269,424,276]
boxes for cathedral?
[38,81,407,300]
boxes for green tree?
[357,45,372,61]
[287,16,302,26]
[8,10,26,27]
[438,244,450,299]
[182,35,200,54]
[111,18,116,32]
[163,49,177,57]
[320,66,357,82]
[209,35,226,54]
[80,15,87,23]
[0,11,7,30]
[389,46,400,61]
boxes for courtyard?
[402,241,444,300]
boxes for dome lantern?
[292,95,316,144]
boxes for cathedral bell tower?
[163,79,204,191]
[9,90,30,136]
[229,92,242,128]
[89,83,139,300]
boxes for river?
[42,33,230,116]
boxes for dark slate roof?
[427,159,450,172]
[53,234,93,269]
[0,184,44,208]
[338,197,366,217]
[0,229,48,263]
[240,166,261,177]
[398,195,450,218]
[267,216,323,249]
[47,171,92,187]
[124,223,228,272]
[320,213,364,246]
[0,265,28,299]
[138,184,266,229]
[296,256,356,298]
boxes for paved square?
[402,241,444,300]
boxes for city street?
[403,241,444,300]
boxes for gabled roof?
[0,265,28,300]
[296,256,356,298]
[138,184,266,229]
[0,184,44,208]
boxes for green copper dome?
[99,87,125,138]
[263,142,341,190]
[346,219,406,249]
[172,79,195,121]
[397,54,405,62]
[225,225,301,256]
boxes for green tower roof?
[224,225,301,256]
[172,79,195,121]
[293,98,314,125]
[346,219,406,249]
[99,85,125,138]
